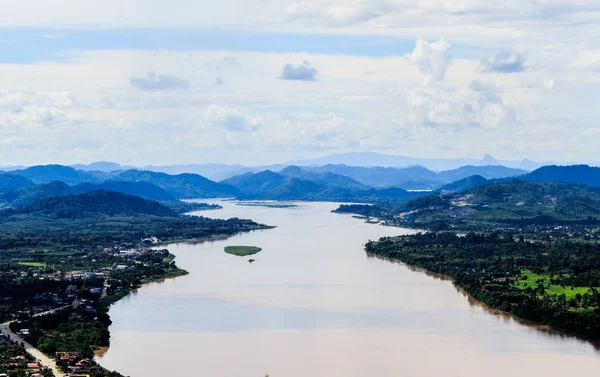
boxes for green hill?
[113,170,240,199]
[278,166,369,190]
[10,190,177,219]
[522,165,600,187]
[0,181,76,208]
[401,180,600,224]
[7,165,104,185]
[73,181,176,201]
[438,175,489,194]
[222,170,423,202]
[0,173,35,191]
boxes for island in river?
[224,246,262,256]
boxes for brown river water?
[96,200,600,377]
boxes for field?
[515,269,591,300]
[17,261,46,268]
[224,246,262,256]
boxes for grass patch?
[17,261,46,268]
[515,269,590,300]
[224,246,262,256]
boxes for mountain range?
[287,152,555,171]
[286,164,526,189]
[3,163,600,210]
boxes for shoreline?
[94,227,273,374]
[367,252,600,349]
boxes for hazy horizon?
[0,150,590,170]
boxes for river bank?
[368,253,600,349]
[96,200,600,377]
[365,233,600,344]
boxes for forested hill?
[221,170,423,202]
[0,173,35,191]
[7,164,104,185]
[438,175,489,193]
[399,180,600,224]
[112,170,241,198]
[522,165,600,187]
[2,190,178,219]
[0,190,269,259]
[2,165,241,199]
[72,181,176,201]
[0,181,75,208]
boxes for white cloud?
[129,72,190,91]
[479,51,527,73]
[406,39,452,85]
[279,61,320,81]
[204,105,260,132]
[571,50,600,71]
[0,47,598,165]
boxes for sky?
[0,0,599,166]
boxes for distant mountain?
[299,165,438,189]
[436,165,526,182]
[288,152,547,171]
[142,164,266,181]
[0,173,35,191]
[73,181,176,201]
[295,164,522,190]
[71,161,134,172]
[402,180,600,223]
[438,175,489,194]
[221,170,322,199]
[7,165,105,185]
[279,166,369,190]
[112,170,240,199]
[0,181,76,208]
[522,165,600,187]
[12,190,177,219]
[222,170,425,202]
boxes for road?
[0,306,70,376]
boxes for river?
[96,200,600,377]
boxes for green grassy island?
[224,246,263,256]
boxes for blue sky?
[0,28,487,64]
[0,0,599,166]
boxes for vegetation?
[332,204,386,217]
[366,232,600,340]
[522,165,600,187]
[224,246,262,256]
[0,191,268,263]
[0,181,75,208]
[332,180,600,230]
[73,181,176,201]
[438,174,489,193]
[112,169,241,198]
[162,200,222,213]
[0,343,55,377]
